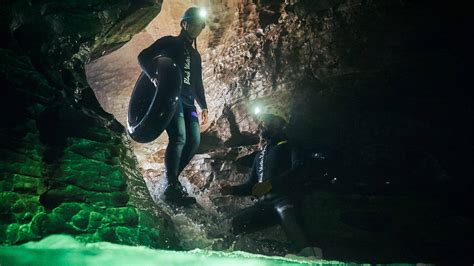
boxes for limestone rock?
[0,0,178,249]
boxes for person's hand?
[219,184,233,195]
[150,77,159,88]
[200,109,209,125]
[251,180,272,197]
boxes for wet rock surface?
[0,0,178,249]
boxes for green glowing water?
[0,235,381,266]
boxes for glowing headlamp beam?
[254,106,261,115]
[199,9,207,19]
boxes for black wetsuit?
[138,30,207,185]
[229,134,310,251]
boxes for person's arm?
[194,53,208,110]
[231,168,257,196]
[137,36,174,81]
[221,153,258,196]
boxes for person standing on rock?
[219,104,323,258]
[137,7,209,206]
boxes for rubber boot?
[164,182,196,207]
[275,200,309,250]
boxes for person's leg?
[163,102,197,206]
[164,103,186,185]
[273,198,310,251]
[232,201,278,234]
[177,107,201,175]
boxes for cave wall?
[84,0,472,261]
[86,0,472,191]
[201,0,472,260]
[0,0,178,248]
[205,0,472,180]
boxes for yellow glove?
[251,180,272,197]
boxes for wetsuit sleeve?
[137,36,174,80]
[194,53,208,109]
[231,153,258,196]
